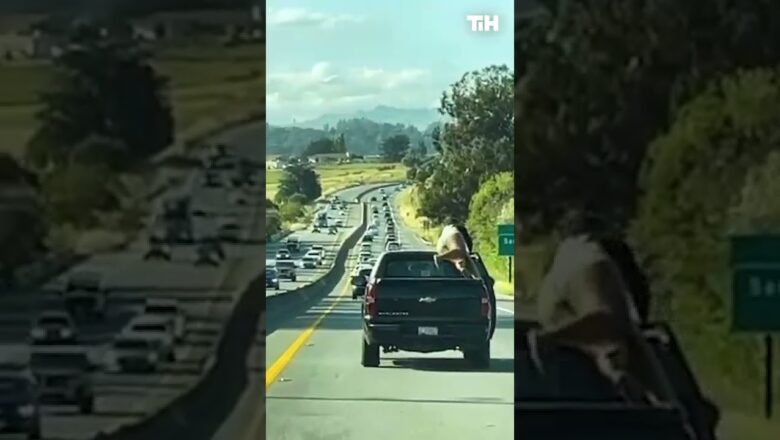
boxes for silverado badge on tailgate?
[418,297,437,303]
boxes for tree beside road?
[403,64,514,287]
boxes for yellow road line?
[246,278,352,440]
[265,279,350,390]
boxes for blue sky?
[266,0,513,125]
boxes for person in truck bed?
[529,210,678,408]
[434,223,480,279]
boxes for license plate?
[418,326,438,336]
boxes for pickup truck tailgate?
[373,278,486,322]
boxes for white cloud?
[267,63,435,123]
[267,8,364,29]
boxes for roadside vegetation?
[0,14,263,289]
[518,2,780,435]
[400,65,514,293]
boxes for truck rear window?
[383,260,462,278]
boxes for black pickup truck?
[516,320,720,440]
[352,251,493,369]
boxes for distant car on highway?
[361,234,374,243]
[301,255,318,269]
[109,335,164,373]
[370,196,377,202]
[359,250,372,262]
[275,259,297,282]
[29,347,96,414]
[64,271,105,294]
[124,316,177,362]
[305,249,323,265]
[386,241,400,251]
[310,244,325,259]
[30,311,77,345]
[335,219,344,227]
[266,268,280,290]
[386,234,397,244]
[218,220,241,243]
[285,236,301,252]
[0,368,41,439]
[354,251,492,368]
[275,249,291,259]
[143,299,186,342]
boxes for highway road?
[0,123,265,440]
[265,186,367,297]
[212,184,515,440]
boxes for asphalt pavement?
[212,184,515,440]
[0,124,265,440]
[265,186,368,297]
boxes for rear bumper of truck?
[363,321,489,353]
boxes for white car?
[360,243,372,253]
[386,241,401,251]
[305,250,323,265]
[109,335,165,373]
[143,299,186,341]
[301,256,318,269]
[30,310,77,344]
[310,245,325,259]
[359,250,372,261]
[123,316,177,361]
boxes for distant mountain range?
[289,105,442,130]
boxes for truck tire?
[464,342,490,369]
[361,338,380,367]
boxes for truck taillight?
[365,283,377,318]
[480,290,491,319]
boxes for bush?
[466,172,514,281]
[279,201,305,224]
[631,68,780,407]
[42,164,121,228]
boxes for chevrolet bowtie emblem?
[418,297,436,303]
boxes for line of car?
[352,188,401,299]
[266,197,353,291]
[1,270,189,439]
[1,144,255,439]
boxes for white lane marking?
[497,307,514,315]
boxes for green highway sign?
[497,224,514,256]
[731,235,780,332]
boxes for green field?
[0,40,264,157]
[266,162,407,201]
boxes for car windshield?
[267,269,278,277]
